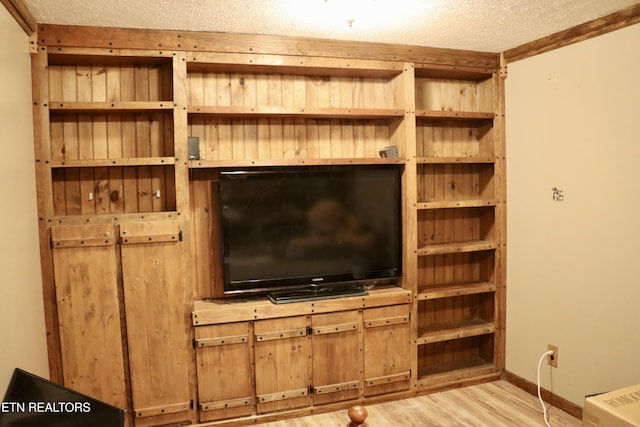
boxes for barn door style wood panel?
[363,304,411,396]
[50,224,128,416]
[311,310,362,405]
[194,322,253,422]
[254,316,312,414]
[119,220,194,426]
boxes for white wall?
[0,6,49,391]
[505,23,640,406]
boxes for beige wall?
[0,6,49,391]
[505,23,640,406]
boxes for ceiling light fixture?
[284,0,438,34]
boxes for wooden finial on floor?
[347,405,368,427]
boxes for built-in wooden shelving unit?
[31,24,505,427]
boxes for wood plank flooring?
[256,381,582,426]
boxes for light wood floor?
[256,381,582,426]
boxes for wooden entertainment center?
[31,24,505,426]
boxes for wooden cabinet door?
[194,322,253,422]
[51,224,128,416]
[120,220,193,426]
[254,316,312,414]
[363,304,411,396]
[311,310,362,405]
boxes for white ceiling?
[22,0,640,53]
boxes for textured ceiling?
[22,0,640,52]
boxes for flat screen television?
[0,368,124,427]
[218,164,402,303]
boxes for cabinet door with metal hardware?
[363,304,411,396]
[311,310,362,405]
[254,315,312,414]
[194,322,253,422]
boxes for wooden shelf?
[416,110,494,121]
[187,106,404,120]
[417,240,497,256]
[417,319,495,345]
[189,157,405,168]
[414,64,494,81]
[417,358,496,384]
[49,101,174,113]
[50,157,176,168]
[416,281,496,301]
[187,52,404,78]
[416,200,497,210]
[416,157,495,164]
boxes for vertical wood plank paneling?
[328,120,341,158]
[315,75,331,108]
[189,71,204,105]
[269,118,283,160]
[77,166,94,215]
[244,74,259,160]
[305,75,318,108]
[120,63,135,104]
[293,74,306,107]
[109,165,125,214]
[136,166,152,213]
[317,119,331,158]
[293,76,308,158]
[268,75,283,159]
[92,65,108,160]
[230,73,245,160]
[49,116,64,163]
[329,75,342,108]
[306,119,319,159]
[189,170,218,299]
[93,167,109,214]
[282,118,295,159]
[51,169,66,215]
[63,168,81,215]
[62,109,79,161]
[203,71,217,105]
[217,117,232,160]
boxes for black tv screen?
[0,368,124,427]
[219,165,402,300]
